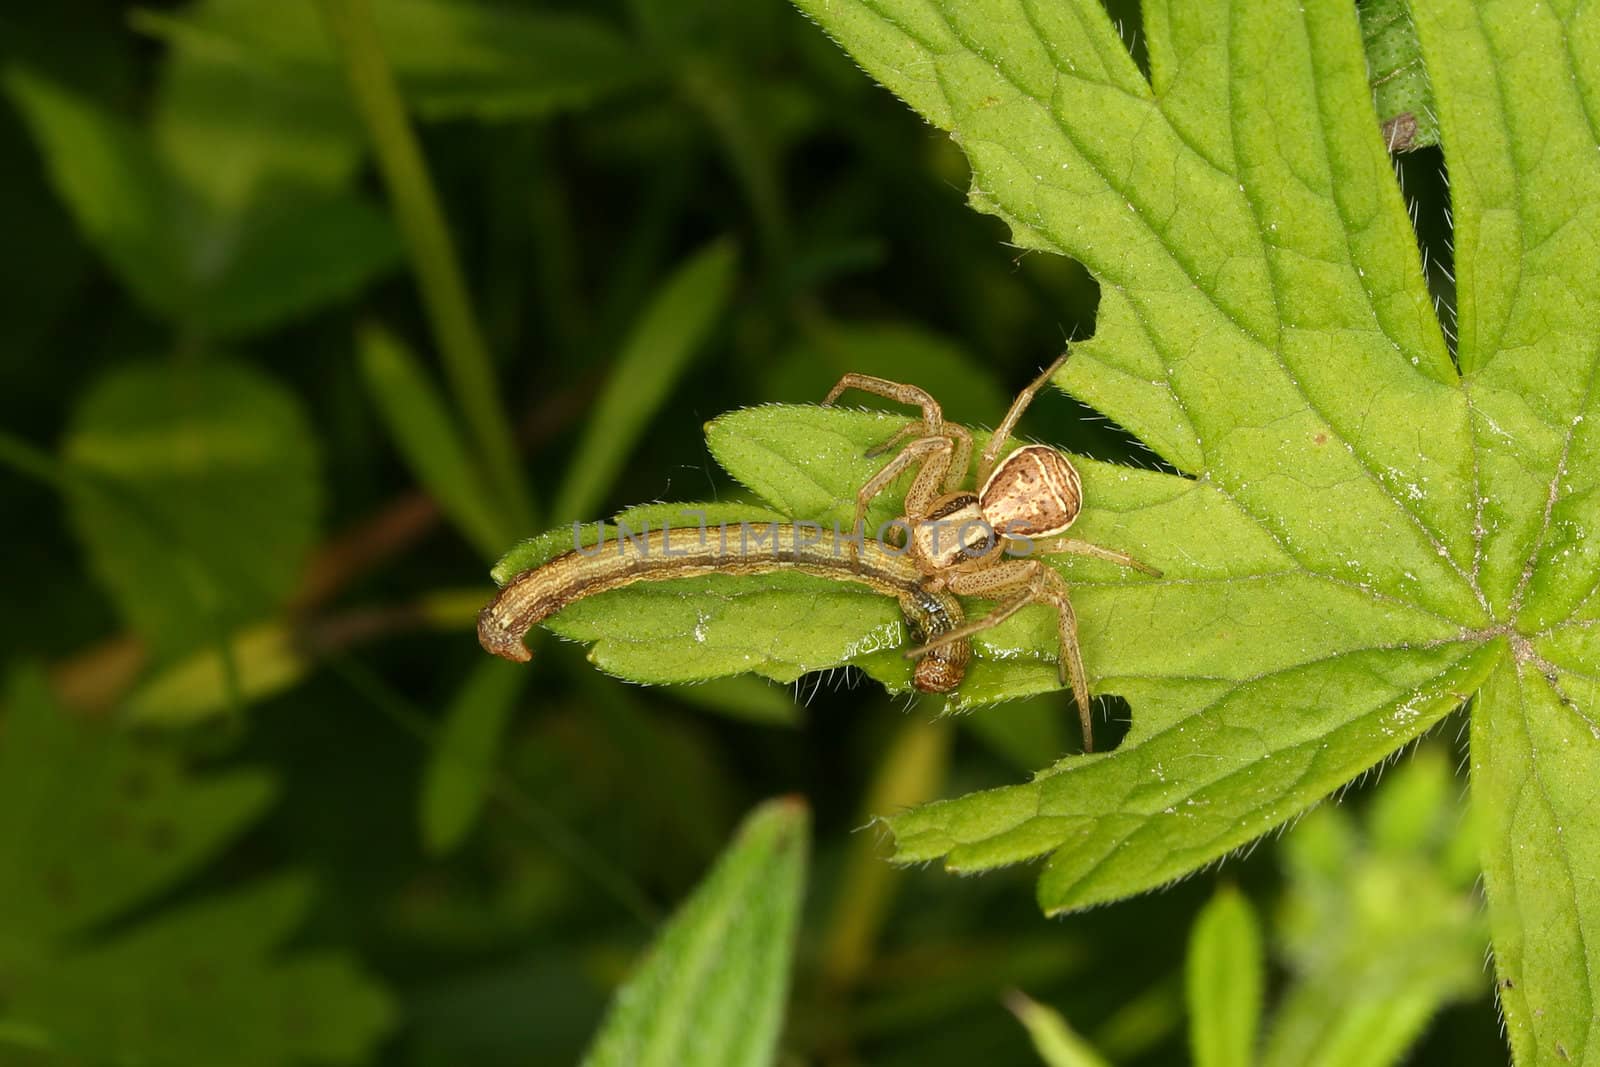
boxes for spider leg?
[977,350,1073,483]
[944,423,974,492]
[823,373,945,432]
[1032,537,1162,577]
[865,419,925,458]
[911,560,1098,751]
[904,590,1032,652]
[847,435,953,561]
[1044,580,1094,751]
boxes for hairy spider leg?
[909,559,1098,751]
[977,350,1074,483]
[823,372,973,493]
[824,373,945,429]
[1033,536,1163,577]
[845,435,955,562]
[867,421,974,493]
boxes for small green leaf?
[0,667,275,967]
[4,66,193,322]
[486,499,935,691]
[420,658,527,856]
[187,184,402,336]
[1006,990,1114,1067]
[61,360,320,654]
[1262,748,1486,1067]
[1358,0,1438,152]
[148,10,365,206]
[124,622,310,727]
[552,239,738,522]
[7,67,399,336]
[579,797,808,1067]
[1186,887,1263,1067]
[137,0,656,122]
[359,324,508,558]
[704,405,937,533]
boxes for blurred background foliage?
[0,0,1488,1064]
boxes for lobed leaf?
[0,670,393,1065]
[782,8,1600,1047]
[1408,1,1600,1057]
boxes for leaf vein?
[1509,344,1600,614]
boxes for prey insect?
[479,525,972,693]
[824,349,1160,751]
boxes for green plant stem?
[314,0,532,530]
[819,716,952,993]
[330,653,660,928]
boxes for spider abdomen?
[980,444,1082,538]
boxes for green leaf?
[148,8,365,207]
[5,67,399,336]
[0,667,275,968]
[8,876,395,1067]
[359,323,509,559]
[1358,0,1439,152]
[61,360,320,654]
[4,66,192,321]
[186,184,402,336]
[124,622,310,727]
[578,797,808,1067]
[1006,990,1114,1067]
[488,498,934,693]
[1469,652,1599,1067]
[0,670,393,1065]
[1411,3,1600,1057]
[551,239,739,522]
[137,0,656,123]
[420,658,527,856]
[1261,747,1487,1067]
[780,3,1600,1038]
[1186,887,1263,1067]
